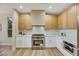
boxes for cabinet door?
[45,37,56,48]
[19,14,32,30]
[76,4,79,29]
[45,37,50,48]
[67,4,77,29]
[61,11,67,29]
[27,36,32,48]
[57,37,64,49]
[16,37,24,48]
[45,15,58,29]
[57,37,67,55]
[58,15,62,29]
[58,11,67,29]
[23,36,27,48]
[24,36,32,48]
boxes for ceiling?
[0,3,73,15]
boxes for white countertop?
[16,34,32,37]
[16,34,58,37]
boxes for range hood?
[31,10,45,34]
[31,10,45,25]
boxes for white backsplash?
[45,30,58,36]
[22,30,32,35]
[19,29,58,36]
[32,26,45,34]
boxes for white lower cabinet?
[57,37,72,56]
[16,36,32,48]
[24,36,32,48]
[16,36,57,48]
[57,37,64,50]
[45,36,57,48]
[16,36,24,48]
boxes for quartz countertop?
[16,34,32,37]
[16,34,58,37]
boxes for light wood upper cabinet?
[67,4,77,29]
[19,14,58,30]
[19,14,32,30]
[61,11,67,29]
[58,4,77,29]
[58,11,67,29]
[76,4,79,29]
[58,14,62,29]
[45,15,58,29]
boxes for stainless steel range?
[32,34,45,50]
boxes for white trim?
[0,43,12,46]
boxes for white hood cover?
[31,10,45,34]
[31,10,45,25]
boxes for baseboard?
[0,43,12,46]
[45,47,57,49]
[16,47,32,49]
[16,47,57,49]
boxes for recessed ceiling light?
[49,6,52,9]
[19,5,23,8]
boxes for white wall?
[0,14,12,45]
[13,11,19,35]
[12,10,19,51]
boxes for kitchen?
[0,3,78,56]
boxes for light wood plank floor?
[0,46,63,56]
